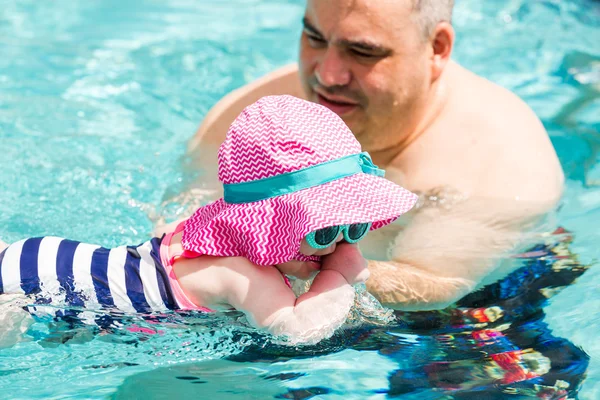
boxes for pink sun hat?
[182,95,418,266]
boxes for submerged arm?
[366,260,475,311]
[366,197,556,311]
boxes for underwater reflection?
[217,229,590,398]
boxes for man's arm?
[368,67,565,310]
[365,195,558,311]
[366,261,474,311]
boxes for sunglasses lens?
[313,226,341,246]
[347,223,370,241]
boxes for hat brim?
[289,173,417,232]
[183,173,418,266]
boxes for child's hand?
[321,242,369,285]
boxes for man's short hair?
[412,0,455,38]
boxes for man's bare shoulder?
[187,63,304,154]
[398,62,564,209]
[465,67,564,203]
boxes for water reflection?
[105,229,590,399]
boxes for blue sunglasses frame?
[305,222,372,249]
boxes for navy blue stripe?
[54,308,84,327]
[56,239,85,307]
[90,247,115,308]
[0,246,6,294]
[124,246,151,313]
[149,237,177,310]
[94,313,120,330]
[20,238,43,295]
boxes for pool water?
[0,0,599,398]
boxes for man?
[167,0,564,311]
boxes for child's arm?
[174,243,367,344]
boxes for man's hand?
[321,242,369,285]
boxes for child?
[0,95,417,344]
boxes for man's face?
[299,0,432,154]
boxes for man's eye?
[306,35,326,46]
[351,49,377,58]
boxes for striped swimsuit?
[0,235,200,314]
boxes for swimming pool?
[0,0,599,398]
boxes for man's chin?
[322,107,364,136]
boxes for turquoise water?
[0,0,599,398]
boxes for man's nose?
[315,48,351,88]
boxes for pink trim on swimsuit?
[160,221,213,312]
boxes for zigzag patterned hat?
[182,95,418,265]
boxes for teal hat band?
[223,152,385,204]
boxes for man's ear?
[430,22,455,82]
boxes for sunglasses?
[306,222,372,249]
